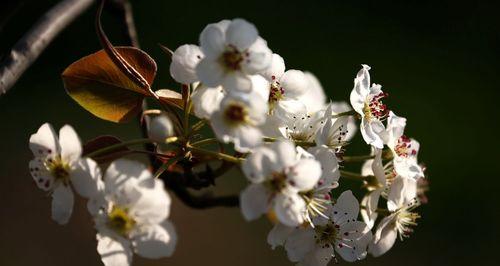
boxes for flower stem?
[342,154,375,162]
[262,136,316,147]
[340,170,367,181]
[190,138,219,147]
[84,138,155,158]
[332,110,357,118]
[187,145,244,164]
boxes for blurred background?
[0,0,498,265]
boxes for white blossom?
[328,101,358,141]
[284,191,372,265]
[210,76,269,152]
[267,69,310,121]
[169,44,204,84]
[369,177,420,257]
[94,159,177,266]
[29,123,103,225]
[148,113,175,142]
[191,84,225,119]
[382,111,424,180]
[196,19,272,92]
[350,65,389,149]
[298,71,327,114]
[240,141,322,227]
[315,104,350,148]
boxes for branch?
[0,0,96,95]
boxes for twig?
[0,0,96,94]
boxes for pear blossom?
[267,69,310,121]
[240,141,322,227]
[190,84,225,119]
[196,19,272,92]
[93,159,177,266]
[350,65,389,149]
[148,113,175,142]
[369,177,420,257]
[328,101,358,141]
[382,111,424,180]
[210,76,269,152]
[284,191,372,265]
[169,44,204,84]
[298,72,327,113]
[359,149,386,229]
[279,112,322,142]
[29,123,103,225]
[316,104,350,148]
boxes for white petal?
[241,37,272,74]
[242,146,276,183]
[369,215,398,257]
[59,125,82,163]
[132,220,177,259]
[349,65,371,114]
[394,157,424,180]
[51,184,74,225]
[287,158,322,191]
[272,140,298,170]
[191,85,225,119]
[130,179,171,224]
[274,99,307,121]
[148,114,174,142]
[274,193,306,227]
[222,72,252,92]
[267,223,294,249]
[332,190,359,225]
[261,53,285,81]
[284,227,316,262]
[199,23,225,59]
[387,177,417,211]
[384,111,407,146]
[360,119,384,149]
[97,233,133,266]
[298,246,333,266]
[70,158,103,198]
[298,72,327,113]
[307,146,340,185]
[104,159,151,206]
[360,190,381,229]
[280,69,308,98]
[170,44,203,84]
[225,18,258,51]
[240,184,270,221]
[195,58,225,87]
[249,74,271,102]
[29,123,60,158]
[29,158,54,191]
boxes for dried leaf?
[156,89,184,109]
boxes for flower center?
[107,206,136,236]
[394,135,416,158]
[220,46,245,71]
[223,103,248,125]
[266,172,288,193]
[363,92,389,121]
[268,82,285,111]
[314,221,339,248]
[46,156,70,182]
[395,205,420,239]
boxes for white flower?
[190,84,225,119]
[240,141,322,227]
[29,123,103,225]
[148,113,175,142]
[315,104,350,148]
[94,159,177,266]
[328,101,358,141]
[350,65,389,149]
[359,149,386,229]
[284,191,372,265]
[169,44,204,84]
[196,19,272,92]
[369,177,419,257]
[268,69,310,121]
[298,71,327,114]
[261,53,286,82]
[210,76,269,152]
[383,111,424,180]
[279,112,322,142]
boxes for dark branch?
[0,0,96,95]
[108,0,239,209]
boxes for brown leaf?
[156,89,184,109]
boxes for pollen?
[47,157,70,183]
[221,46,244,71]
[107,206,136,236]
[223,103,249,125]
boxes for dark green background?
[1,0,498,265]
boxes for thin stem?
[191,119,206,132]
[187,145,244,164]
[342,154,375,162]
[262,136,316,147]
[182,84,191,136]
[332,110,357,118]
[340,170,367,181]
[190,138,219,147]
[85,138,154,158]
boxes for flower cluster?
[30,18,428,266]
